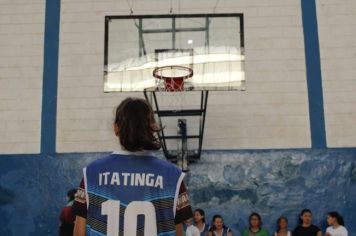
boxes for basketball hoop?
[144,64,208,171]
[153,65,193,92]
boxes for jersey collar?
[112,147,153,156]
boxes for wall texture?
[0,0,45,154]
[1,149,356,235]
[317,0,356,147]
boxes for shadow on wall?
[0,149,355,235]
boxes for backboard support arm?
[143,90,209,167]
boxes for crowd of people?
[185,208,348,236]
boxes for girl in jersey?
[72,97,193,236]
[208,215,233,236]
[194,209,209,236]
[242,212,269,236]
[274,216,291,236]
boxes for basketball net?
[153,65,194,111]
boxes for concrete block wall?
[57,0,311,153]
[317,0,356,147]
[0,0,45,154]
[0,2,354,153]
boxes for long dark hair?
[209,215,228,232]
[327,211,345,226]
[67,189,77,202]
[276,216,288,233]
[299,209,312,225]
[194,208,206,223]
[249,212,262,229]
[114,97,161,152]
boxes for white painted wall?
[5,0,355,153]
[317,0,356,147]
[0,0,45,154]
[57,0,311,152]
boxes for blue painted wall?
[1,149,355,235]
[301,0,326,148]
[41,0,61,154]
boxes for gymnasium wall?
[1,149,356,235]
[2,0,356,153]
[57,0,310,152]
[1,0,356,235]
[317,0,356,147]
[0,0,45,154]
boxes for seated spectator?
[186,217,200,236]
[325,211,348,236]
[293,209,322,236]
[208,215,233,236]
[274,216,291,236]
[242,212,269,236]
[194,208,210,236]
[59,189,76,236]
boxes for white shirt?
[186,225,201,236]
[274,231,291,236]
[326,225,348,236]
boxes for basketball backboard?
[104,14,245,92]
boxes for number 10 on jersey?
[102,200,157,236]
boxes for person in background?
[293,209,322,236]
[274,216,291,236]
[59,189,76,236]
[208,214,233,236]
[242,212,269,236]
[194,208,210,236]
[186,217,201,236]
[325,211,348,236]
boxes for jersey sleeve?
[72,178,87,219]
[174,181,193,224]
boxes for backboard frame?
[104,14,245,169]
[104,13,245,92]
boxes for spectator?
[208,214,233,236]
[293,209,322,236]
[59,189,76,236]
[194,209,210,236]
[274,216,291,236]
[242,212,269,236]
[325,211,348,236]
[186,217,201,236]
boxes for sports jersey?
[212,227,232,236]
[73,150,193,236]
[197,223,210,236]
